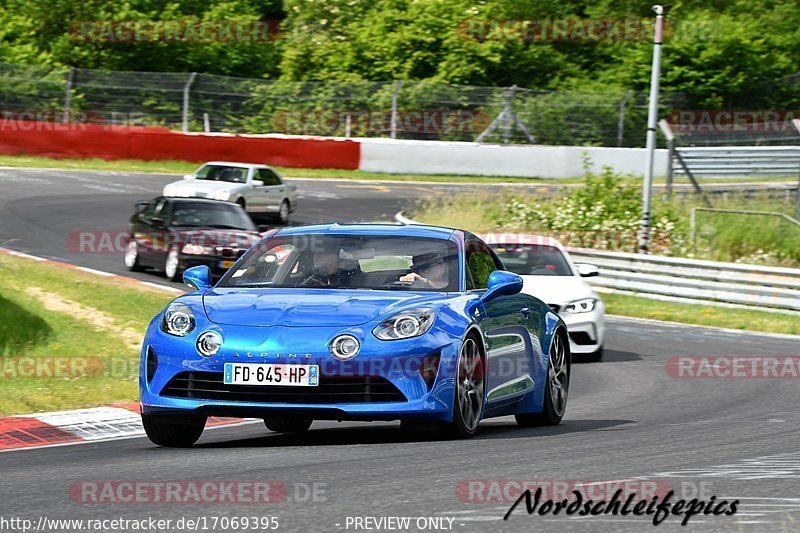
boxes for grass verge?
[602,292,800,336]
[0,253,173,415]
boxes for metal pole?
[182,72,197,133]
[793,119,800,219]
[638,5,665,255]
[390,80,403,139]
[502,85,517,144]
[617,90,633,147]
[63,67,75,123]
[659,119,674,196]
[203,112,210,133]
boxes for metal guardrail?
[569,248,800,314]
[673,146,800,177]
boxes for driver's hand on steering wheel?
[399,272,429,285]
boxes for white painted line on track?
[75,266,116,277]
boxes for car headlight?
[209,190,231,200]
[161,302,196,336]
[373,308,435,340]
[181,243,212,255]
[564,298,596,314]
[197,331,222,357]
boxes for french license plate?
[223,363,319,387]
[219,260,236,269]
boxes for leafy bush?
[501,166,686,254]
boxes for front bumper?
[558,302,605,355]
[139,319,460,422]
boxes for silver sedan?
[162,162,298,223]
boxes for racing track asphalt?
[0,167,799,532]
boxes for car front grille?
[160,371,407,404]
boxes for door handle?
[520,307,530,317]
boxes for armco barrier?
[0,122,360,169]
[569,249,800,313]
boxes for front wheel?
[164,246,181,281]
[516,330,569,427]
[275,200,290,224]
[264,418,312,433]
[124,240,142,271]
[586,346,604,363]
[443,336,484,438]
[142,414,206,447]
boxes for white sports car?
[489,237,605,362]
[162,162,298,224]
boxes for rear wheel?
[124,240,142,271]
[444,336,484,438]
[236,198,247,211]
[516,330,569,427]
[264,418,312,433]
[142,414,206,447]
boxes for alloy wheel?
[457,338,484,432]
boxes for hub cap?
[548,334,568,416]
[124,241,138,267]
[457,338,484,431]
[165,247,179,279]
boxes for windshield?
[194,165,248,184]
[219,235,460,291]
[169,202,256,230]
[490,244,574,276]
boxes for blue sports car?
[139,224,570,446]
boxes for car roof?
[202,161,270,169]
[273,223,456,240]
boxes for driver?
[399,252,448,289]
[301,245,342,287]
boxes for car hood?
[202,288,455,327]
[165,180,246,194]
[519,275,595,306]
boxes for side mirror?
[183,174,194,180]
[481,270,523,302]
[183,265,211,291]
[575,263,599,278]
[251,179,264,187]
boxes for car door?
[466,238,539,410]
[131,198,168,266]
[252,168,286,213]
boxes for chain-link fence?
[0,61,689,146]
